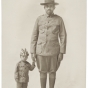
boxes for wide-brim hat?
[40,0,59,5]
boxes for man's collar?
[45,13,54,17]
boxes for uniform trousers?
[36,55,60,73]
[36,55,61,88]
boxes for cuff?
[60,47,66,54]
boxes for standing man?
[30,0,67,88]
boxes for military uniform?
[14,61,35,88]
[30,14,67,72]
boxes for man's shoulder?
[54,14,63,20]
[37,14,45,20]
[36,14,63,21]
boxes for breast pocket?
[52,25,60,34]
[39,25,46,34]
[39,29,45,34]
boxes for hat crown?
[40,0,58,5]
[44,0,55,3]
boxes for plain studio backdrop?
[2,0,86,88]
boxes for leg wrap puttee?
[49,72,56,88]
[40,72,47,88]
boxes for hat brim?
[40,3,59,5]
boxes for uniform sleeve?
[30,17,39,54]
[14,63,19,79]
[28,62,35,71]
[59,17,67,54]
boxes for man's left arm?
[58,17,67,61]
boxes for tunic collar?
[45,13,54,18]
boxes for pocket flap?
[39,29,45,34]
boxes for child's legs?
[22,83,28,88]
[17,82,28,88]
[17,82,22,88]
[49,72,56,88]
[40,72,47,88]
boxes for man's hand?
[58,53,63,62]
[31,53,36,62]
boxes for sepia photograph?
[2,0,86,88]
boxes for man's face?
[44,4,55,15]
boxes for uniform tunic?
[30,14,67,56]
[30,14,67,72]
[14,61,35,88]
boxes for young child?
[14,48,35,88]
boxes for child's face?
[44,4,55,15]
[21,55,28,61]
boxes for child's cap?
[20,48,29,57]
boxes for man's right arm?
[30,17,39,60]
